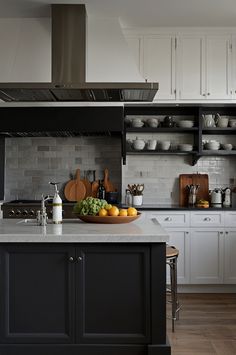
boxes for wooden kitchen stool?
[166,245,181,332]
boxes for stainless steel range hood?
[0,4,158,102]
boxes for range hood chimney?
[0,4,158,102]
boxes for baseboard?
[178,284,236,293]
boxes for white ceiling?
[0,0,236,27]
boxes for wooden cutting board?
[179,174,209,207]
[64,169,86,201]
[81,171,92,198]
[103,168,115,192]
[69,169,86,201]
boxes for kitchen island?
[0,218,170,355]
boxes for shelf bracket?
[192,154,200,166]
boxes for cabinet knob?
[202,93,206,96]
[225,231,229,235]
[68,256,74,262]
[220,231,223,235]
[77,256,83,262]
[204,217,211,221]
[165,217,172,221]
[207,93,210,96]
[185,231,189,234]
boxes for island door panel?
[0,245,75,344]
[76,245,150,344]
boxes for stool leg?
[170,260,176,332]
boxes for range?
[2,200,75,219]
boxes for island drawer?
[190,211,224,227]
[145,211,190,227]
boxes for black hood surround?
[0,4,158,103]
[0,105,124,137]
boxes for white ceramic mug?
[147,139,157,150]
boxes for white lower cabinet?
[144,210,236,286]
[190,229,224,284]
[224,229,236,283]
[165,228,190,284]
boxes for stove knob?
[9,210,15,217]
[22,210,28,217]
[15,210,21,217]
[29,210,35,217]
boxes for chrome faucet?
[37,194,52,226]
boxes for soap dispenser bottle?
[49,182,62,224]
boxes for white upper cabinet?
[177,35,205,100]
[231,35,236,99]
[125,37,142,72]
[143,35,176,100]
[124,30,234,101]
[206,35,232,99]
[178,34,231,100]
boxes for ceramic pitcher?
[202,114,216,128]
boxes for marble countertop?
[120,204,236,211]
[0,217,169,243]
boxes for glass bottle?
[97,180,106,199]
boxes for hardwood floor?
[167,293,236,355]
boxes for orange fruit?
[99,208,108,217]
[108,206,119,216]
[119,209,128,216]
[127,207,138,216]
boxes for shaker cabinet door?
[143,35,176,100]
[76,245,150,344]
[177,35,205,100]
[0,245,75,344]
[206,35,232,99]
[190,229,224,284]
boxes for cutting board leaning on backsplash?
[179,174,209,207]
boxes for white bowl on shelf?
[221,143,233,150]
[131,119,144,128]
[178,143,193,152]
[157,141,171,151]
[204,141,220,150]
[177,120,194,128]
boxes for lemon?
[98,208,108,217]
[127,207,138,216]
[108,206,119,216]
[119,209,128,216]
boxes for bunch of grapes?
[73,197,108,216]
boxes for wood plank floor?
[167,293,236,355]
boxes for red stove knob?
[9,210,15,216]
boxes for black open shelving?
[122,104,236,165]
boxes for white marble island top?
[0,218,169,243]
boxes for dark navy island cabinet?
[0,243,170,355]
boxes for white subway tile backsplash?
[5,137,121,201]
[122,154,236,204]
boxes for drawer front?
[145,211,190,227]
[190,211,224,227]
[225,212,236,227]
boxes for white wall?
[86,17,144,82]
[0,18,51,82]
[0,16,143,83]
